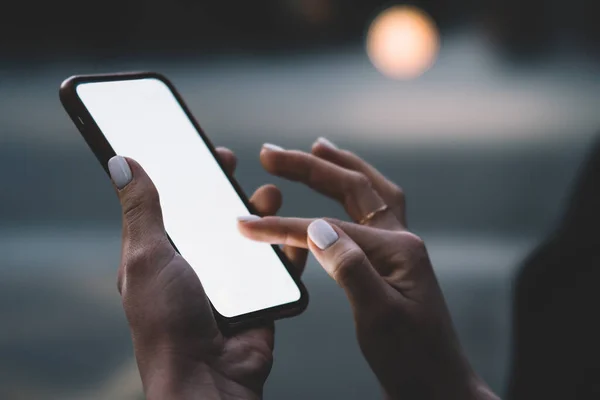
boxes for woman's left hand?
[109,147,307,400]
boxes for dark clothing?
[509,138,600,399]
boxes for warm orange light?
[366,6,440,79]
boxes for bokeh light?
[366,5,440,79]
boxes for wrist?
[465,375,501,400]
[140,352,262,400]
[379,353,499,400]
[428,333,499,400]
[431,362,499,400]
[430,370,499,400]
[142,354,210,400]
[382,374,499,400]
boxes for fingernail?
[237,215,262,222]
[308,219,339,250]
[315,137,337,149]
[108,155,133,189]
[263,143,284,152]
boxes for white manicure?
[108,155,132,189]
[263,143,284,152]
[237,215,261,222]
[308,219,339,250]
[315,137,337,149]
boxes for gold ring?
[358,204,389,225]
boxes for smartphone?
[60,72,308,329]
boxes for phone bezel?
[59,71,309,331]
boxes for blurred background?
[1,0,599,398]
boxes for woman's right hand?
[238,139,499,400]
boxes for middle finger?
[261,145,401,229]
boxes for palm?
[143,244,296,397]
[214,327,275,392]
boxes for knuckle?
[123,247,151,278]
[282,222,294,246]
[305,157,322,184]
[401,231,425,251]
[125,245,147,269]
[391,231,428,264]
[341,149,360,162]
[389,185,405,204]
[350,171,371,191]
[333,247,368,283]
[392,231,425,251]
[342,172,372,202]
[323,218,354,236]
[122,199,145,225]
[322,217,343,226]
[123,237,171,278]
[122,184,161,224]
[145,182,161,204]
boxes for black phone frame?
[59,71,309,332]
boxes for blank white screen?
[77,78,301,318]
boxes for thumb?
[307,219,387,309]
[108,156,171,290]
[108,155,166,240]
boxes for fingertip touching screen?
[76,78,301,318]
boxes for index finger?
[312,138,406,225]
[237,216,382,255]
